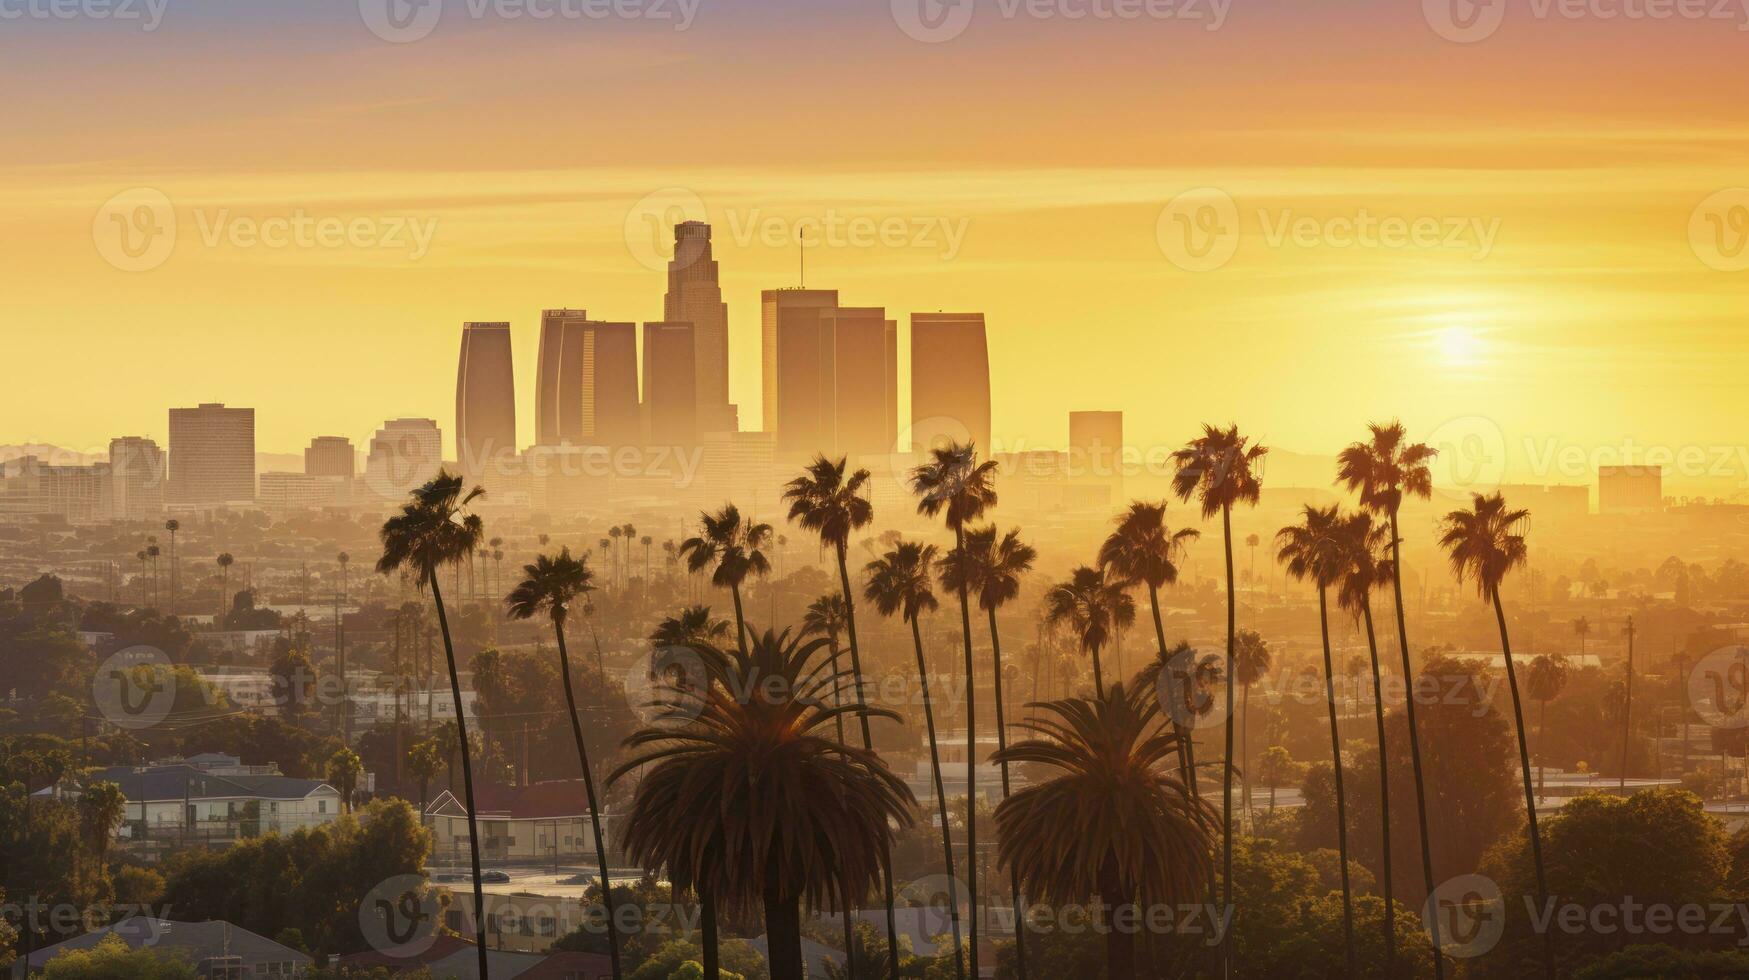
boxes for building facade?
[304,435,355,478]
[168,403,255,505]
[910,313,991,454]
[108,436,166,520]
[642,320,698,447]
[664,221,734,433]
[456,321,517,475]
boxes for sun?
[1437,326,1485,366]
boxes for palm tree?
[1244,532,1260,590]
[1335,420,1444,977]
[505,548,623,979]
[1276,504,1356,975]
[1230,629,1271,832]
[608,526,623,588]
[164,519,179,616]
[782,455,901,975]
[679,504,772,655]
[908,441,999,980]
[612,628,914,980]
[407,737,442,813]
[1044,566,1135,695]
[1098,501,1200,790]
[1439,492,1554,980]
[1171,422,1266,947]
[802,591,862,980]
[864,540,965,980]
[76,780,127,888]
[1573,616,1590,655]
[146,543,160,608]
[376,470,491,980]
[650,605,732,648]
[135,550,148,606]
[1333,509,1398,969]
[326,746,363,814]
[215,552,234,625]
[993,682,1215,980]
[1526,654,1570,798]
[938,524,1037,980]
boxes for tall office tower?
[824,306,899,458]
[168,403,256,504]
[761,288,840,455]
[456,322,517,474]
[363,418,443,500]
[642,321,699,447]
[535,308,588,446]
[108,436,166,520]
[304,436,355,478]
[1068,410,1125,504]
[664,222,734,432]
[910,313,992,454]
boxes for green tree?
[39,933,197,979]
[325,747,363,814]
[76,780,127,887]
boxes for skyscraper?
[535,308,588,447]
[108,436,165,520]
[456,321,517,474]
[664,222,734,432]
[304,436,355,478]
[910,313,992,454]
[642,321,699,447]
[364,418,442,501]
[582,321,641,447]
[1069,410,1124,504]
[168,403,255,504]
[825,306,899,458]
[761,288,839,455]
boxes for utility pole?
[1620,616,1635,793]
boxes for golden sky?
[4,0,1748,492]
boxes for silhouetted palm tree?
[1099,501,1200,790]
[1439,492,1554,980]
[376,471,490,980]
[993,682,1215,980]
[613,628,914,980]
[1573,616,1590,655]
[215,552,234,625]
[1276,504,1356,975]
[1230,629,1271,832]
[1336,420,1444,978]
[650,605,732,648]
[1044,565,1135,695]
[679,504,772,655]
[800,590,862,979]
[864,540,965,980]
[505,548,621,980]
[908,441,998,980]
[1171,423,1266,941]
[164,519,179,616]
[1526,654,1570,797]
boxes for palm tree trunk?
[1099,860,1135,980]
[427,568,490,980]
[763,869,806,980]
[1492,588,1556,980]
[1538,698,1548,798]
[1220,504,1237,967]
[988,605,1028,980]
[730,583,749,656]
[1090,645,1105,695]
[951,526,980,980]
[1360,599,1396,973]
[1241,683,1252,832]
[836,545,902,980]
[1388,507,1445,980]
[912,615,967,980]
[1317,586,1357,977]
[553,618,622,980]
[1148,586,1198,799]
[828,638,859,980]
[701,888,719,980]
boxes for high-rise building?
[642,321,699,447]
[535,308,588,447]
[456,322,517,475]
[824,306,899,458]
[1068,410,1124,504]
[108,436,165,520]
[761,288,840,455]
[910,313,991,454]
[0,456,111,523]
[664,222,734,432]
[168,403,255,504]
[1598,465,1663,514]
[304,436,355,478]
[363,418,442,502]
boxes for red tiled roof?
[461,779,597,819]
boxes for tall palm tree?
[801,591,861,979]
[1439,492,1554,980]
[1335,420,1444,978]
[1276,504,1356,975]
[908,441,998,980]
[1171,422,1266,949]
[650,605,732,648]
[679,504,772,655]
[326,746,363,814]
[1526,654,1570,798]
[938,524,1037,980]
[1044,565,1135,695]
[1098,501,1200,791]
[376,471,491,980]
[136,549,148,606]
[164,519,179,616]
[1573,616,1591,655]
[1230,629,1271,832]
[1333,510,1398,969]
[864,540,965,980]
[76,780,127,889]
[147,543,161,608]
[215,552,234,625]
[782,455,901,976]
[505,548,622,980]
[993,682,1215,980]
[613,629,914,980]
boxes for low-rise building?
[14,917,311,978]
